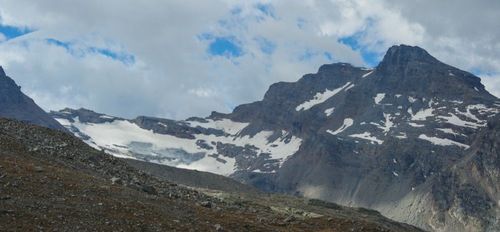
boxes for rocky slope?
[426,115,500,232]
[51,45,500,231]
[123,158,260,194]
[0,118,423,231]
[0,66,65,131]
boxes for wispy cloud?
[46,38,135,65]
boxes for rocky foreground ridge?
[0,118,423,231]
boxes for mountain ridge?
[51,45,500,231]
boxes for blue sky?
[0,24,33,41]
[208,37,243,57]
[0,0,499,119]
[45,38,135,65]
[339,35,381,67]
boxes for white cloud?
[188,88,217,98]
[481,74,500,99]
[0,0,498,119]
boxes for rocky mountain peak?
[51,107,119,124]
[378,44,439,68]
[370,45,492,100]
[376,44,440,80]
[317,62,357,73]
[0,65,6,77]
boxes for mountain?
[0,117,423,231]
[51,45,500,231]
[0,66,65,131]
[51,107,303,175]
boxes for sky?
[0,0,499,119]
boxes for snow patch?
[374,93,386,104]
[60,110,72,115]
[438,113,485,128]
[55,118,71,127]
[344,83,355,91]
[464,104,499,118]
[296,82,352,111]
[418,134,469,149]
[327,118,354,135]
[409,122,425,128]
[411,107,435,121]
[450,100,464,104]
[394,133,407,139]
[349,132,383,145]
[380,113,395,133]
[408,96,417,103]
[187,118,249,135]
[176,156,236,175]
[324,107,335,117]
[157,122,168,128]
[362,70,374,78]
[436,128,462,136]
[371,114,395,133]
[99,115,114,119]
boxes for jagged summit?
[361,45,493,100]
[60,107,102,115]
[378,45,439,68]
[51,107,119,124]
[317,62,358,73]
[318,45,436,76]
[0,65,6,77]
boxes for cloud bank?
[0,0,498,119]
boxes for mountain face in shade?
[51,45,500,231]
[0,66,66,131]
[423,115,500,232]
